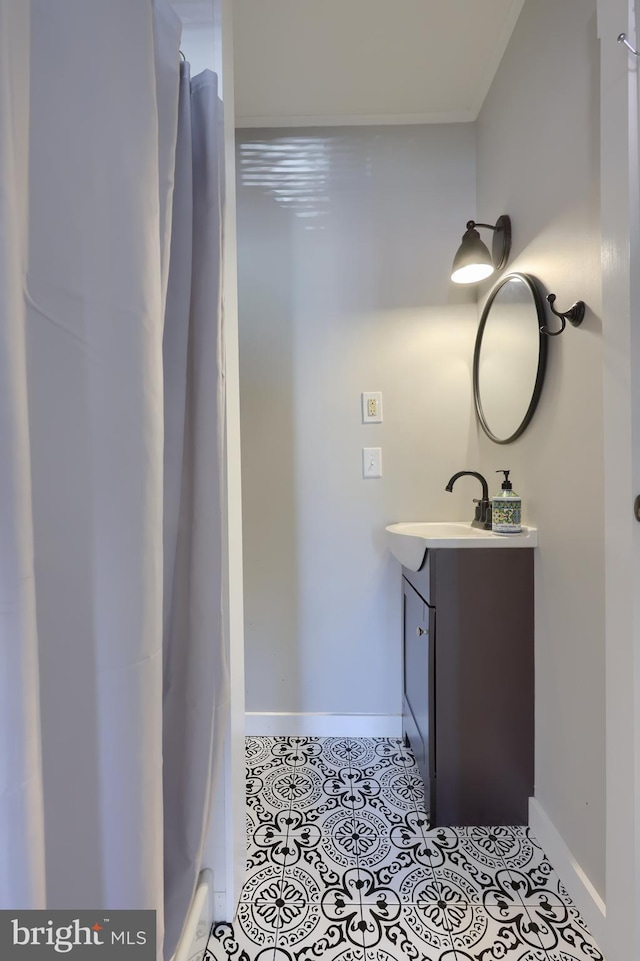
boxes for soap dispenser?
[492,470,522,534]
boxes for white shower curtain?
[0,3,227,959]
[162,64,227,960]
[0,0,46,912]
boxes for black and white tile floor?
[204,736,605,961]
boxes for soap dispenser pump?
[492,470,522,534]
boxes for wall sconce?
[540,293,586,336]
[451,215,512,285]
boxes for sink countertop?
[385,521,538,571]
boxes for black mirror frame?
[473,272,548,445]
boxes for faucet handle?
[472,498,492,527]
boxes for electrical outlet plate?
[362,391,382,423]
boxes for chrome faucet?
[445,470,492,530]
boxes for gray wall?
[237,125,478,720]
[476,0,604,897]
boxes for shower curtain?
[162,63,228,959]
[0,2,227,959]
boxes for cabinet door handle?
[416,626,428,637]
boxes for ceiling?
[232,0,526,127]
[170,0,526,127]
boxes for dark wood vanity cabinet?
[402,548,534,826]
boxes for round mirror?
[473,272,547,444]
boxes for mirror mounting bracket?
[540,293,586,336]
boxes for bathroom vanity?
[400,545,534,826]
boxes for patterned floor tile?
[390,863,440,905]
[521,901,605,960]
[431,862,527,909]
[323,737,373,769]
[246,846,287,876]
[351,741,420,781]
[246,767,300,815]
[239,864,285,903]
[277,913,368,961]
[324,738,383,769]
[327,770,424,828]
[266,736,319,765]
[246,736,280,770]
[294,809,397,864]
[324,768,384,808]
[499,828,567,907]
[248,835,297,870]
[498,827,557,873]
[422,827,522,904]
[205,920,279,961]
[246,810,322,873]
[325,739,406,775]
[502,867,570,911]
[377,766,427,814]
[247,806,263,846]
[440,904,549,961]
[354,813,427,868]
[289,768,379,830]
[247,810,292,844]
[360,854,437,904]
[280,848,346,897]
[367,903,455,959]
[224,738,607,961]
[281,895,418,957]
[423,827,505,870]
[283,945,366,961]
[365,946,455,961]
[234,898,289,949]
[458,826,524,865]
[284,771,344,820]
[268,737,350,777]
[318,862,415,910]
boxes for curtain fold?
[162,66,228,961]
[0,5,226,960]
[0,0,46,910]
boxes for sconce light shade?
[451,215,511,285]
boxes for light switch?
[363,447,382,478]
[362,391,382,423]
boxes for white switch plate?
[362,391,382,423]
[363,447,382,478]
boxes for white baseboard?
[529,797,606,950]
[212,891,228,920]
[245,712,403,738]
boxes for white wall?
[180,22,216,77]
[476,0,605,906]
[237,125,479,728]
[598,0,640,956]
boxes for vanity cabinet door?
[402,578,435,814]
[432,548,534,826]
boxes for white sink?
[385,521,538,571]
